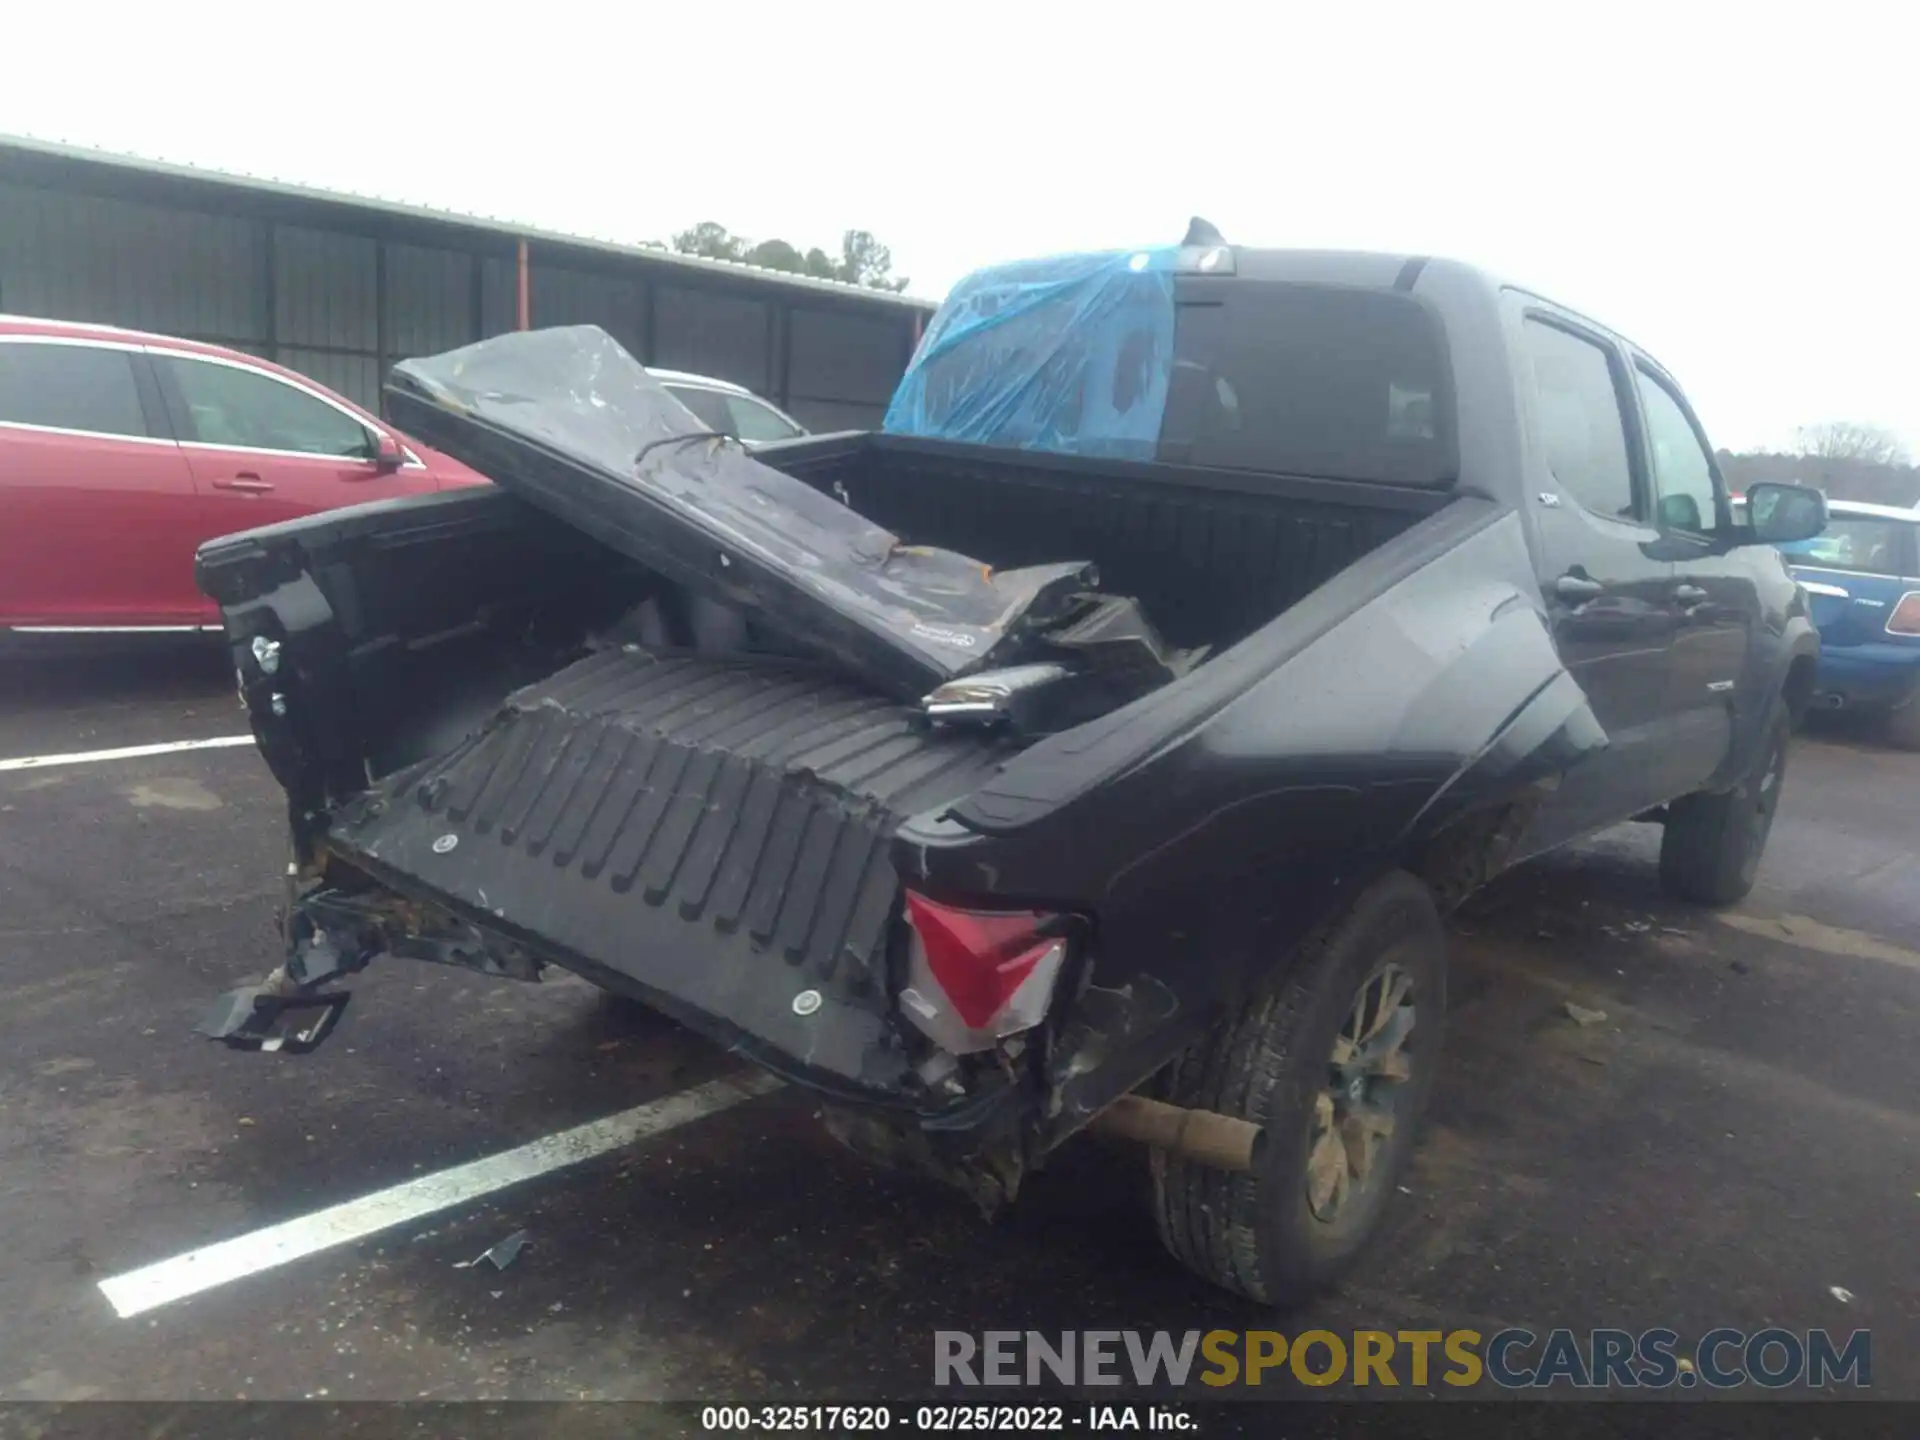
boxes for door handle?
[213,474,275,494]
[1674,584,1708,604]
[1554,573,1605,600]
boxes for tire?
[1883,696,1920,752]
[1149,870,1446,1305]
[1658,695,1790,906]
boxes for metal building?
[0,134,933,431]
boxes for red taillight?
[1888,591,1920,637]
[899,892,1069,1055]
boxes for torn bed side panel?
[886,508,1607,1148]
[384,327,1138,705]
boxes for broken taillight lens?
[898,892,1069,1055]
[1887,592,1920,637]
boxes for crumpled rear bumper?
[206,645,1018,1103]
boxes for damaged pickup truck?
[193,231,1828,1303]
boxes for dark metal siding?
[788,306,915,433]
[0,162,928,428]
[383,242,475,359]
[527,263,647,359]
[0,181,260,345]
[273,224,378,400]
[653,285,770,394]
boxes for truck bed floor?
[323,646,1010,1086]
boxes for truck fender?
[1711,619,1819,791]
[1390,596,1607,904]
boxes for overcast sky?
[4,2,1912,456]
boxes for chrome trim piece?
[0,419,178,448]
[1796,581,1850,599]
[1706,680,1736,692]
[0,314,149,338]
[178,438,380,465]
[1792,566,1902,583]
[0,332,146,354]
[8,624,221,634]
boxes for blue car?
[1773,499,1920,748]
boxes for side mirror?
[1745,482,1827,545]
[371,432,406,473]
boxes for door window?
[0,342,150,438]
[725,394,802,443]
[664,384,737,435]
[1634,368,1722,535]
[1521,319,1637,521]
[161,356,373,458]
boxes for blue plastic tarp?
[884,248,1177,459]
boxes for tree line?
[1719,422,1917,507]
[664,222,908,292]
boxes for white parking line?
[0,735,255,773]
[97,1072,784,1319]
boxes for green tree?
[668,223,907,290]
[834,229,909,291]
[742,237,806,272]
[670,222,746,262]
[1794,421,1911,468]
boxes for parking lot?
[2,643,1917,1408]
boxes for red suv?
[0,316,488,635]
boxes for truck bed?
[197,411,1460,1112]
[328,645,1006,1088]
[769,431,1443,655]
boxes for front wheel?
[1658,697,1789,906]
[1150,871,1446,1305]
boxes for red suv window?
[0,342,150,438]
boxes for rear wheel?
[1150,871,1445,1304]
[1659,696,1789,906]
[1883,694,1920,751]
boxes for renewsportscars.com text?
[934,1328,1871,1390]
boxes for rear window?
[885,256,1455,487]
[1159,284,1455,487]
[0,341,150,438]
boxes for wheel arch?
[1783,649,1818,723]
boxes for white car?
[649,369,807,445]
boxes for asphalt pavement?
[1,646,1915,1419]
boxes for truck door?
[1630,361,1756,794]
[1513,312,1682,853]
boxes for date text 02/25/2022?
[700,1404,1195,1431]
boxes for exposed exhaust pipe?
[1087,1094,1262,1172]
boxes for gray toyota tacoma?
[193,227,1826,1302]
